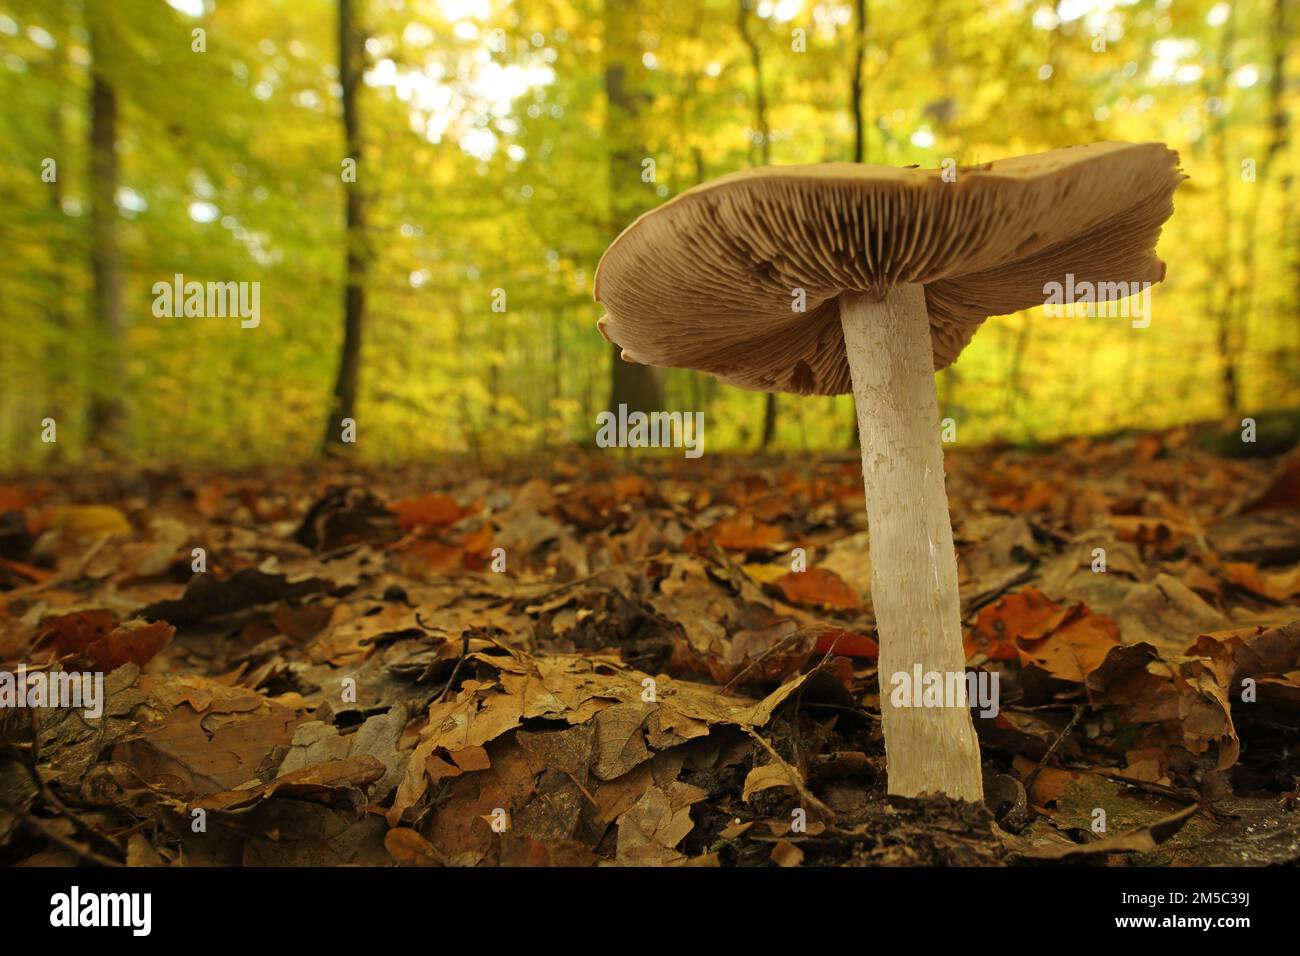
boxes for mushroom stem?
[840,284,983,802]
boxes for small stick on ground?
[2,711,127,861]
[743,726,835,822]
[520,552,673,603]
[722,630,805,693]
[0,797,123,867]
[1021,704,1084,795]
[790,633,847,772]
[413,613,472,704]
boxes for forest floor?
[1,424,1299,867]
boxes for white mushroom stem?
[840,284,984,802]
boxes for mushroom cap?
[593,142,1184,396]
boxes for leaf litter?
[1,426,1299,866]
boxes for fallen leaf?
[770,839,804,867]
[36,505,131,538]
[385,828,443,866]
[708,513,784,551]
[742,762,798,801]
[392,493,463,531]
[770,567,860,610]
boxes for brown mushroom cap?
[593,142,1184,396]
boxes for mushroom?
[593,142,1183,802]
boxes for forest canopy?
[0,0,1296,468]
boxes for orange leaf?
[39,611,173,670]
[977,587,1066,647]
[811,628,878,659]
[611,474,649,501]
[38,610,115,657]
[1106,514,1192,544]
[1246,453,1300,512]
[0,485,35,512]
[992,479,1057,513]
[393,493,462,531]
[0,556,51,583]
[87,620,175,671]
[461,525,494,556]
[417,540,464,573]
[1015,605,1120,683]
[771,567,860,610]
[1224,561,1300,600]
[709,512,783,550]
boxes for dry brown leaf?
[385,827,444,866]
[770,839,804,867]
[770,566,860,610]
[392,493,463,531]
[708,513,784,551]
[742,762,798,801]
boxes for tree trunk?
[1003,316,1032,418]
[850,0,867,163]
[738,0,779,448]
[1208,6,1240,417]
[1236,0,1290,392]
[87,12,124,448]
[45,34,70,459]
[323,0,367,454]
[605,0,664,415]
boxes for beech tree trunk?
[1208,5,1240,417]
[1237,0,1290,388]
[850,0,867,164]
[323,0,367,454]
[45,33,70,458]
[605,0,664,415]
[738,0,779,448]
[87,11,124,447]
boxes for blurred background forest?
[0,0,1296,469]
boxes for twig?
[798,701,879,721]
[520,552,673,603]
[722,630,804,692]
[1021,705,1084,794]
[1092,770,1200,803]
[2,712,127,860]
[435,630,471,703]
[0,796,123,867]
[790,633,846,771]
[742,726,835,821]
[414,612,473,702]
